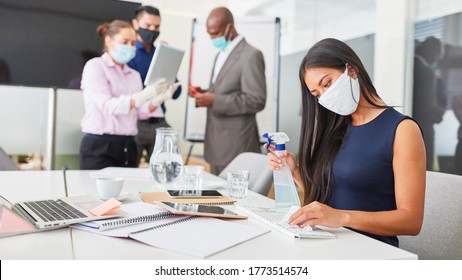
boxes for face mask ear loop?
[347,65,360,104]
[349,76,356,103]
[224,24,231,42]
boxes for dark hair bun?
[96,22,110,38]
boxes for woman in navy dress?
[268,38,426,247]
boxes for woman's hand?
[132,78,168,108]
[264,143,298,173]
[288,201,348,228]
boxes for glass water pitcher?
[149,128,183,186]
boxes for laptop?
[144,44,185,86]
[0,195,123,236]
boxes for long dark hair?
[298,38,385,205]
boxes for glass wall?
[0,85,83,170]
[412,1,462,175]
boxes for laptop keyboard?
[24,199,87,222]
[237,204,336,239]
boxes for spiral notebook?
[74,202,184,237]
[139,191,236,205]
[72,202,269,258]
[78,202,179,231]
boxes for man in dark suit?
[412,37,446,170]
[190,7,267,175]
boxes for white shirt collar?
[221,35,244,54]
[212,36,244,83]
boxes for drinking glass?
[227,170,250,199]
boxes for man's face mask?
[211,24,231,51]
[318,66,360,116]
[139,27,159,46]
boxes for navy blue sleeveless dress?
[327,108,412,247]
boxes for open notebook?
[73,202,269,258]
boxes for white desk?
[63,170,417,260]
[1,170,66,201]
[0,171,417,260]
[0,170,74,259]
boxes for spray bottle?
[263,132,301,208]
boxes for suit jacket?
[204,39,267,167]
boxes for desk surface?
[0,170,417,260]
[1,170,66,200]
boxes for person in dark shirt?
[267,38,426,247]
[453,94,462,175]
[412,37,446,170]
[128,5,182,165]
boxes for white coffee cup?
[96,177,123,200]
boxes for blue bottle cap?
[275,143,285,151]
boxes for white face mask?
[318,67,360,116]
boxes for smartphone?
[155,201,247,219]
[167,190,223,199]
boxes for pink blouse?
[80,52,159,136]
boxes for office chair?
[219,152,273,196]
[398,171,462,259]
[0,147,20,170]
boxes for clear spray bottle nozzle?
[263,132,290,152]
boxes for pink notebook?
[0,207,37,238]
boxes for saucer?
[114,192,132,201]
[91,192,133,202]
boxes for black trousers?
[80,134,137,170]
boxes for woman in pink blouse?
[79,20,178,169]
